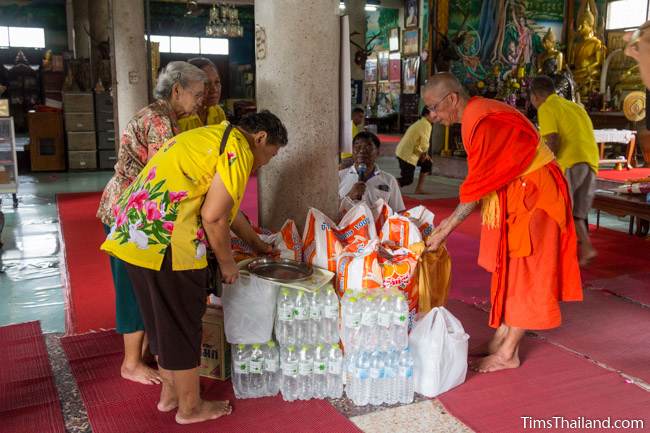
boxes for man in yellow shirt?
[395,107,434,194]
[530,75,599,266]
[178,57,227,132]
[352,107,365,139]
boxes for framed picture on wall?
[364,55,378,82]
[389,27,400,52]
[403,56,420,94]
[389,52,401,82]
[378,51,390,81]
[405,0,418,28]
[403,28,420,56]
[364,83,377,107]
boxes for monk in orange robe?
[423,73,583,373]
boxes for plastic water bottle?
[361,294,379,351]
[248,343,265,397]
[281,345,299,401]
[344,296,362,352]
[294,290,310,345]
[345,351,358,400]
[321,286,340,344]
[263,341,281,396]
[312,344,328,398]
[353,351,371,406]
[232,344,250,398]
[298,344,314,399]
[308,289,322,343]
[392,293,409,350]
[397,348,414,404]
[276,288,295,346]
[369,351,385,405]
[384,350,399,405]
[377,294,393,351]
[327,343,344,398]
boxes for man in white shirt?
[339,131,405,213]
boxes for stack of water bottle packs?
[341,287,415,406]
[275,285,345,401]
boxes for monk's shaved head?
[424,72,469,99]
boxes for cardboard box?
[199,305,231,380]
[63,92,94,112]
[68,150,97,170]
[65,112,95,132]
[67,131,96,151]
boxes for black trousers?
[397,157,433,187]
[125,249,208,370]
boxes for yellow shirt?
[178,105,227,132]
[395,117,432,166]
[100,122,253,271]
[537,94,599,173]
[352,122,359,140]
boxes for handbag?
[206,122,235,297]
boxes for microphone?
[357,163,367,183]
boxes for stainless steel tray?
[247,257,313,283]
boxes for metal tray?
[247,257,313,283]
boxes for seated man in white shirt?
[339,131,405,213]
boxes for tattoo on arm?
[447,201,479,230]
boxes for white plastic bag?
[221,273,279,344]
[409,307,469,397]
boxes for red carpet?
[440,301,650,433]
[57,192,115,334]
[61,330,361,433]
[0,322,66,433]
[598,167,650,182]
[377,133,401,144]
[58,179,259,335]
[587,272,650,307]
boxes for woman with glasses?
[624,21,650,89]
[178,57,227,131]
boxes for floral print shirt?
[100,122,254,271]
[96,99,179,225]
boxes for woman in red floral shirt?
[96,61,207,385]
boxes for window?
[170,36,200,54]
[146,34,228,55]
[606,0,650,30]
[8,26,45,48]
[149,35,170,53]
[0,27,8,47]
[200,38,228,55]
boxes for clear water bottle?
[345,351,358,401]
[369,351,385,405]
[298,344,314,400]
[321,285,340,344]
[391,293,409,350]
[344,296,362,352]
[397,348,414,404]
[308,288,322,343]
[232,344,250,399]
[353,351,371,406]
[281,345,299,401]
[377,294,393,351]
[361,294,379,351]
[384,350,399,405]
[263,341,281,396]
[312,344,328,398]
[276,288,295,346]
[327,343,344,398]
[248,343,265,398]
[294,290,310,345]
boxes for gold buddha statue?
[570,4,607,98]
[537,28,563,74]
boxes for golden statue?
[570,4,606,98]
[537,28,563,74]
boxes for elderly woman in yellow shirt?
[178,57,227,131]
[101,111,288,425]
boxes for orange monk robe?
[459,97,582,330]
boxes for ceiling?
[156,0,255,5]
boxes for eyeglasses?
[426,92,455,113]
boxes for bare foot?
[121,363,162,385]
[157,385,178,412]
[469,339,503,357]
[176,400,232,425]
[579,248,597,267]
[472,353,520,373]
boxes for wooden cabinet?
[3,59,40,133]
[28,111,65,171]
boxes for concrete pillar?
[72,0,91,58]
[89,0,111,87]
[110,0,148,137]
[255,0,341,231]
[347,0,366,83]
